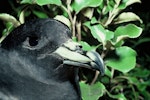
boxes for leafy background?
[0,0,149,99]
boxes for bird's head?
[1,19,105,77]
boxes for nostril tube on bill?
[75,45,83,54]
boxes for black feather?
[0,18,105,100]
[0,18,80,100]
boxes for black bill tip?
[86,51,105,75]
[54,40,105,76]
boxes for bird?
[0,18,105,100]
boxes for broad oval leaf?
[106,46,137,73]
[84,21,105,44]
[121,0,141,9]
[125,0,141,6]
[80,82,105,100]
[36,0,62,6]
[54,15,71,28]
[114,24,142,43]
[84,20,114,45]
[114,12,143,24]
[72,0,102,13]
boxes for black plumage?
[0,18,104,100]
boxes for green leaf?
[84,21,106,44]
[105,67,112,78]
[32,10,49,18]
[107,91,127,100]
[141,90,150,100]
[20,0,35,4]
[137,81,150,92]
[121,76,150,92]
[54,15,71,28]
[79,41,96,51]
[80,82,105,100]
[72,36,77,42]
[106,46,137,73]
[126,77,139,84]
[0,13,20,27]
[82,8,94,19]
[121,0,141,9]
[114,24,142,43]
[129,67,150,78]
[141,88,150,100]
[114,12,143,24]
[0,22,14,43]
[36,0,62,6]
[72,0,102,13]
[84,20,114,45]
[125,0,141,6]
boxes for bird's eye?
[29,36,39,46]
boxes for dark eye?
[29,36,39,46]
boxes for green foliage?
[0,0,149,99]
[106,46,137,73]
[80,82,105,100]
[72,0,103,13]
[21,0,62,5]
[84,19,114,46]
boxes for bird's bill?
[54,40,105,75]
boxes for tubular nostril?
[75,45,83,54]
[79,45,82,49]
[76,45,82,50]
